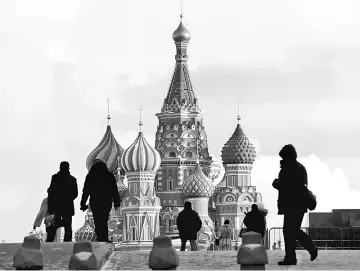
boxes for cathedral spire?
[138,106,143,132]
[237,98,241,124]
[107,98,111,126]
[161,13,200,113]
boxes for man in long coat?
[176,201,202,251]
[47,161,78,242]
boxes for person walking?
[243,204,267,239]
[272,144,318,265]
[218,220,233,250]
[176,201,202,251]
[80,159,120,242]
[47,161,78,242]
[32,197,59,242]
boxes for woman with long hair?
[80,159,120,242]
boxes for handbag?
[305,186,317,211]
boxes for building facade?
[75,13,265,248]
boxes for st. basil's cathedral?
[74,14,265,250]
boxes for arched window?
[169,151,176,158]
[167,176,173,190]
[185,151,193,158]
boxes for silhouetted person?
[272,144,318,265]
[218,220,233,250]
[80,159,120,242]
[47,161,78,242]
[176,201,202,251]
[243,204,267,239]
[33,197,59,242]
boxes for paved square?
[102,250,360,270]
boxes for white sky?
[1,0,360,242]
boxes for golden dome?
[172,19,191,42]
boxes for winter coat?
[80,163,120,213]
[33,198,48,227]
[243,210,266,237]
[272,144,308,214]
[47,170,78,216]
[176,206,202,240]
[219,225,233,250]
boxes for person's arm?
[72,177,78,200]
[176,214,183,232]
[272,168,287,190]
[111,175,121,209]
[195,212,202,231]
[47,176,56,214]
[243,213,249,227]
[80,175,91,210]
[33,199,47,228]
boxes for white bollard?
[149,235,179,270]
[69,241,98,270]
[237,232,268,270]
[13,235,43,270]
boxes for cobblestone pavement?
[0,242,112,270]
[102,250,360,270]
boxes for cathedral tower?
[154,15,213,235]
[120,119,162,250]
[213,108,264,238]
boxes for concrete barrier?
[13,235,43,270]
[237,232,268,270]
[149,235,179,270]
[69,241,98,270]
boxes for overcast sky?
[1,0,360,242]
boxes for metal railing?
[267,227,360,250]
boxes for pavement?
[0,242,113,270]
[102,250,360,270]
[2,242,359,270]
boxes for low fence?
[267,227,360,250]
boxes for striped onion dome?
[74,216,97,242]
[121,131,161,173]
[117,176,128,199]
[181,161,214,198]
[86,125,125,174]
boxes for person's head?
[90,159,109,174]
[224,220,230,225]
[59,161,70,173]
[279,144,297,162]
[184,201,192,210]
[251,204,259,212]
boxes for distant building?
[74,12,265,248]
[308,209,360,249]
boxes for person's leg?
[294,211,318,261]
[190,240,198,251]
[280,213,297,265]
[45,225,56,242]
[62,215,73,242]
[180,239,187,251]
[93,208,110,242]
[92,209,103,241]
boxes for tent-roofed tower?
[212,102,265,238]
[154,14,213,236]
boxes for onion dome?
[172,17,191,42]
[221,123,256,165]
[117,177,128,199]
[212,179,226,199]
[86,125,124,174]
[74,217,97,242]
[181,161,215,198]
[208,151,222,181]
[121,131,161,173]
